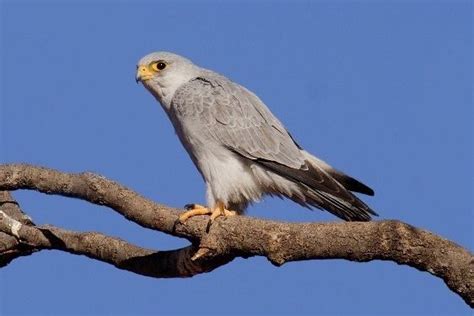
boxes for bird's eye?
[151,61,167,71]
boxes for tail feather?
[306,188,375,221]
[302,150,375,196]
[329,172,375,196]
[256,158,378,221]
[231,148,378,221]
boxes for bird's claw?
[177,202,236,232]
[206,208,237,232]
[184,203,207,211]
[178,204,211,223]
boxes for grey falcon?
[135,51,377,223]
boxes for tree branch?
[0,208,231,278]
[0,164,472,307]
[0,191,37,267]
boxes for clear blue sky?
[1,1,472,315]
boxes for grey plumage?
[136,52,377,221]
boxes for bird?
[136,51,377,224]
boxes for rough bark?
[0,164,472,307]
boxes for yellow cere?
[136,64,154,82]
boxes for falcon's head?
[136,51,200,106]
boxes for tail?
[256,151,378,221]
[302,151,375,196]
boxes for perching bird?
[136,52,377,223]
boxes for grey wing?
[171,75,377,221]
[171,75,306,169]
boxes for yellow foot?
[206,201,237,231]
[179,204,211,223]
[178,202,237,229]
[209,208,237,222]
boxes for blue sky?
[0,1,472,315]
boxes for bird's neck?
[151,69,201,109]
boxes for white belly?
[197,146,263,210]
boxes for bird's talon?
[209,209,223,222]
[180,201,237,229]
[179,205,212,223]
[173,218,181,228]
[206,207,237,231]
[184,203,206,210]
[206,219,213,232]
[224,209,237,217]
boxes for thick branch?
[0,209,231,278]
[0,164,182,236]
[0,164,472,307]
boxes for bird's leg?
[206,201,237,231]
[209,201,237,222]
[178,204,212,223]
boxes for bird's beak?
[135,64,153,84]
